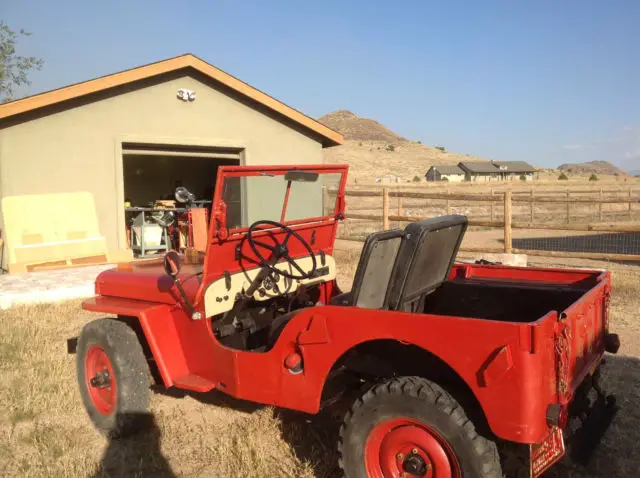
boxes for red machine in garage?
[69,164,620,478]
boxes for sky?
[3,0,640,171]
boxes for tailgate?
[554,272,611,401]
[530,272,615,477]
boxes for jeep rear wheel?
[339,376,502,478]
[76,318,150,438]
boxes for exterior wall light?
[177,88,196,102]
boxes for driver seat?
[330,215,468,311]
[330,229,404,309]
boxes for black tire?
[339,376,502,478]
[76,318,151,438]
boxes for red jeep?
[70,164,620,478]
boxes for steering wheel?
[247,220,317,280]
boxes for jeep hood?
[94,261,202,305]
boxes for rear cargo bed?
[423,278,590,322]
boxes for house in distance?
[424,165,465,182]
[491,161,537,181]
[426,160,537,182]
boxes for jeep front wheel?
[339,376,502,478]
[76,318,151,438]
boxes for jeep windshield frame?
[212,164,348,239]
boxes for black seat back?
[349,229,404,309]
[337,215,468,310]
[387,215,468,311]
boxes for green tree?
[558,172,569,180]
[589,173,598,181]
[0,22,44,103]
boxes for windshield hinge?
[336,193,346,220]
[213,201,228,240]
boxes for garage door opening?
[122,143,242,256]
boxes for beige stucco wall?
[441,174,464,182]
[0,73,325,258]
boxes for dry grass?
[323,139,640,186]
[324,140,492,184]
[0,302,318,477]
[1,257,639,477]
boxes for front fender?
[82,296,188,387]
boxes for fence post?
[446,188,451,215]
[530,188,534,223]
[382,187,390,230]
[504,190,512,253]
[397,194,403,216]
[490,189,495,222]
[599,188,603,221]
[566,190,570,224]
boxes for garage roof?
[0,54,343,147]
[458,162,500,173]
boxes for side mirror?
[163,251,181,277]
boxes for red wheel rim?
[365,417,461,478]
[84,344,117,415]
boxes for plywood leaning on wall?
[2,192,132,273]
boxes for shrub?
[358,142,363,146]
[589,173,598,181]
[385,144,395,152]
[413,175,422,182]
[519,174,527,181]
[440,177,449,182]
[558,173,569,180]
[435,145,446,152]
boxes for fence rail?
[334,186,640,263]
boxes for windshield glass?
[222,171,342,229]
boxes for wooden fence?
[334,187,640,262]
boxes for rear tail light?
[546,404,568,429]
[284,352,303,375]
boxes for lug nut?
[396,453,404,460]
[412,448,418,455]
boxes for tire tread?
[338,376,502,478]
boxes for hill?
[319,110,405,143]
[320,110,490,183]
[557,160,628,176]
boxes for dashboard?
[203,254,336,317]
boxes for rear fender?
[321,338,491,432]
[274,305,552,444]
[82,296,189,388]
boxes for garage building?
[0,54,343,271]
[425,165,465,182]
